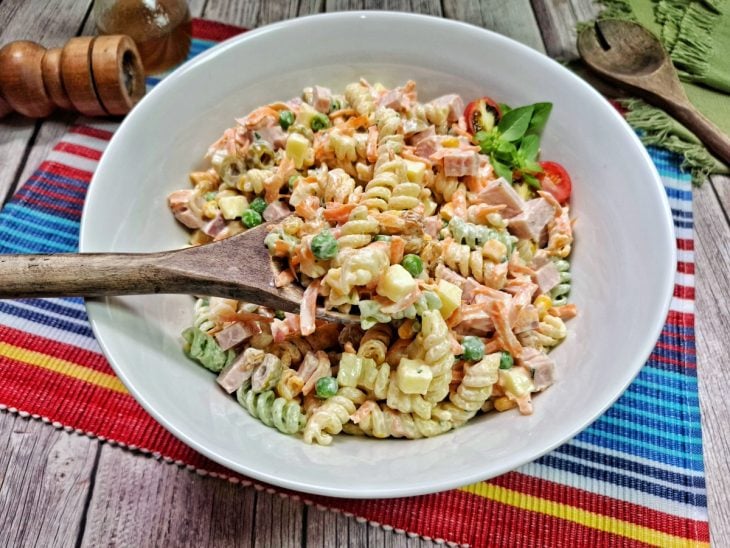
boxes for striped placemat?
[0,19,708,547]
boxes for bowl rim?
[80,10,677,498]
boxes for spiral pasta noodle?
[170,80,577,445]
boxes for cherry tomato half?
[464,97,502,135]
[538,161,572,205]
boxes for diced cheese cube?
[337,353,362,388]
[397,358,433,395]
[499,368,535,398]
[435,279,462,319]
[286,133,310,169]
[376,264,417,303]
[218,195,248,220]
[404,159,427,184]
[296,103,317,128]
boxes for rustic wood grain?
[80,444,259,547]
[203,0,322,27]
[694,181,730,546]
[0,0,93,204]
[443,0,545,53]
[325,0,441,14]
[0,412,98,548]
[530,0,600,60]
[710,174,730,213]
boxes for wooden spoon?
[578,19,730,166]
[0,221,355,324]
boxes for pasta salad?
[168,80,576,445]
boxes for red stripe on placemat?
[14,195,84,217]
[192,18,248,42]
[327,489,650,548]
[0,326,113,375]
[37,161,94,182]
[676,238,693,251]
[54,142,103,161]
[68,125,114,141]
[677,261,695,275]
[674,285,695,300]
[492,472,709,539]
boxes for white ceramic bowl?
[80,12,676,498]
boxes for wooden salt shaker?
[0,34,145,118]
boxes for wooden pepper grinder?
[0,35,145,118]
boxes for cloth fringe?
[621,98,729,184]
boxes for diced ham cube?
[423,215,442,238]
[216,347,265,393]
[202,214,227,237]
[414,136,440,159]
[312,85,332,113]
[435,264,467,289]
[508,198,554,244]
[534,261,561,294]
[442,150,480,177]
[254,125,288,149]
[429,94,464,122]
[513,305,539,334]
[518,347,556,391]
[378,88,408,111]
[476,178,525,218]
[530,249,551,270]
[410,126,435,146]
[214,322,253,351]
[262,200,290,222]
[168,189,205,229]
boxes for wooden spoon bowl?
[578,19,730,166]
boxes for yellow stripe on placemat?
[460,483,708,548]
[0,342,128,394]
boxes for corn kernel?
[535,295,553,320]
[494,397,517,412]
[202,201,220,219]
[482,239,507,262]
[441,136,459,148]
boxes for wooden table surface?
[0,1,728,546]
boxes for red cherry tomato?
[538,161,572,205]
[464,97,502,135]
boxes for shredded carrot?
[294,195,320,220]
[389,236,405,264]
[323,202,357,223]
[300,280,321,336]
[366,126,379,163]
[548,304,578,320]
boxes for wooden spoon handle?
[0,252,172,299]
[662,96,730,167]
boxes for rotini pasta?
[170,80,577,445]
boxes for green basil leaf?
[491,157,513,183]
[497,105,534,142]
[523,173,542,190]
[498,103,512,116]
[522,160,543,173]
[527,102,553,135]
[519,134,540,162]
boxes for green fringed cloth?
[595,0,730,184]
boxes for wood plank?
[0,411,98,548]
[530,0,600,60]
[79,443,259,547]
[694,183,730,547]
[443,0,545,53]
[710,174,730,213]
[203,0,322,27]
[0,0,93,203]
[305,507,370,547]
[325,0,441,15]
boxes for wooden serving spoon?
[578,19,730,166]
[0,222,354,324]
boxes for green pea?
[279,110,295,130]
[461,336,485,361]
[329,98,342,112]
[401,254,423,277]
[315,376,338,399]
[311,229,338,260]
[242,209,263,228]
[250,196,267,215]
[274,310,286,320]
[311,113,330,132]
[204,191,216,201]
[499,352,514,370]
[288,174,299,190]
